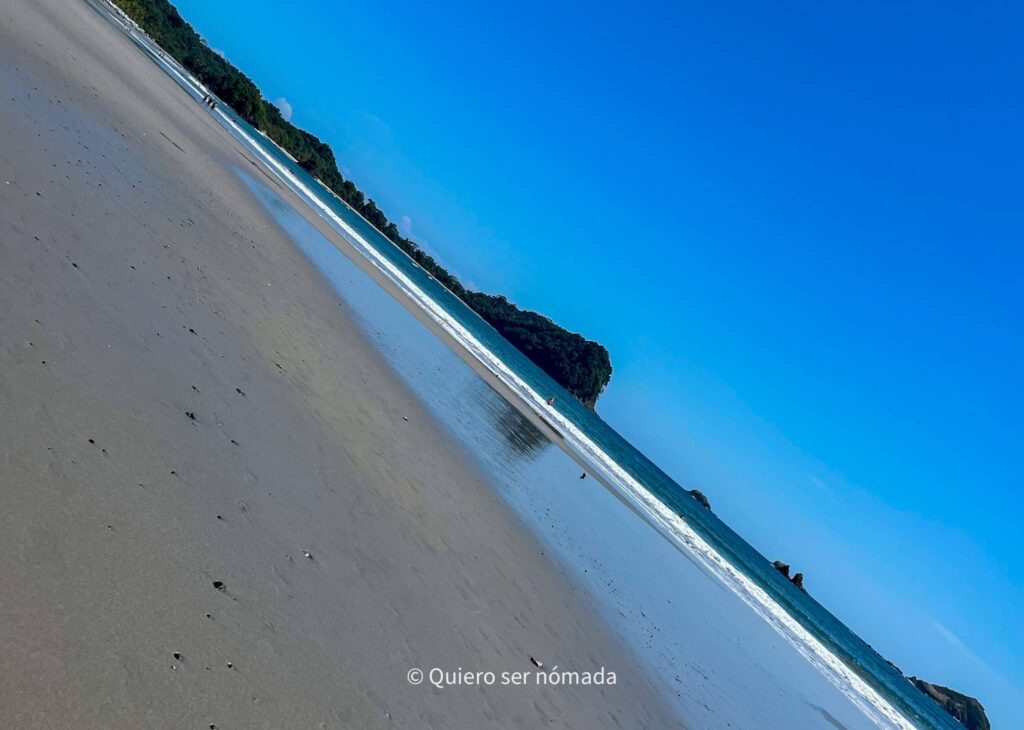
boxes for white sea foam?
[131,30,916,730]
[217,112,915,730]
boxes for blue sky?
[175,0,1022,723]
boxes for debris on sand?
[185,411,196,420]
[530,656,543,669]
[212,580,225,591]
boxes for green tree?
[114,0,614,405]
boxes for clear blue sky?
[174,0,1022,723]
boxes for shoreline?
[101,8,921,727]
[0,1,680,727]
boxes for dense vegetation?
[113,0,613,405]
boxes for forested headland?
[114,0,613,406]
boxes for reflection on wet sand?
[479,389,551,461]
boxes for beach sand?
[0,1,679,727]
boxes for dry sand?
[0,0,679,727]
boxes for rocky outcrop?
[771,561,807,593]
[910,678,989,730]
[884,658,905,676]
[688,489,711,511]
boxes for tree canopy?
[115,0,613,405]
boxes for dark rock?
[212,580,225,591]
[772,561,807,593]
[910,678,990,730]
[688,489,712,511]
[791,572,805,591]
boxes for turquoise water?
[99,4,962,725]
[220,129,956,730]
[229,166,953,730]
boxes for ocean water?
[94,3,963,727]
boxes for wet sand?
[0,1,679,727]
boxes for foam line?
[121,19,917,728]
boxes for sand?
[0,1,679,727]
